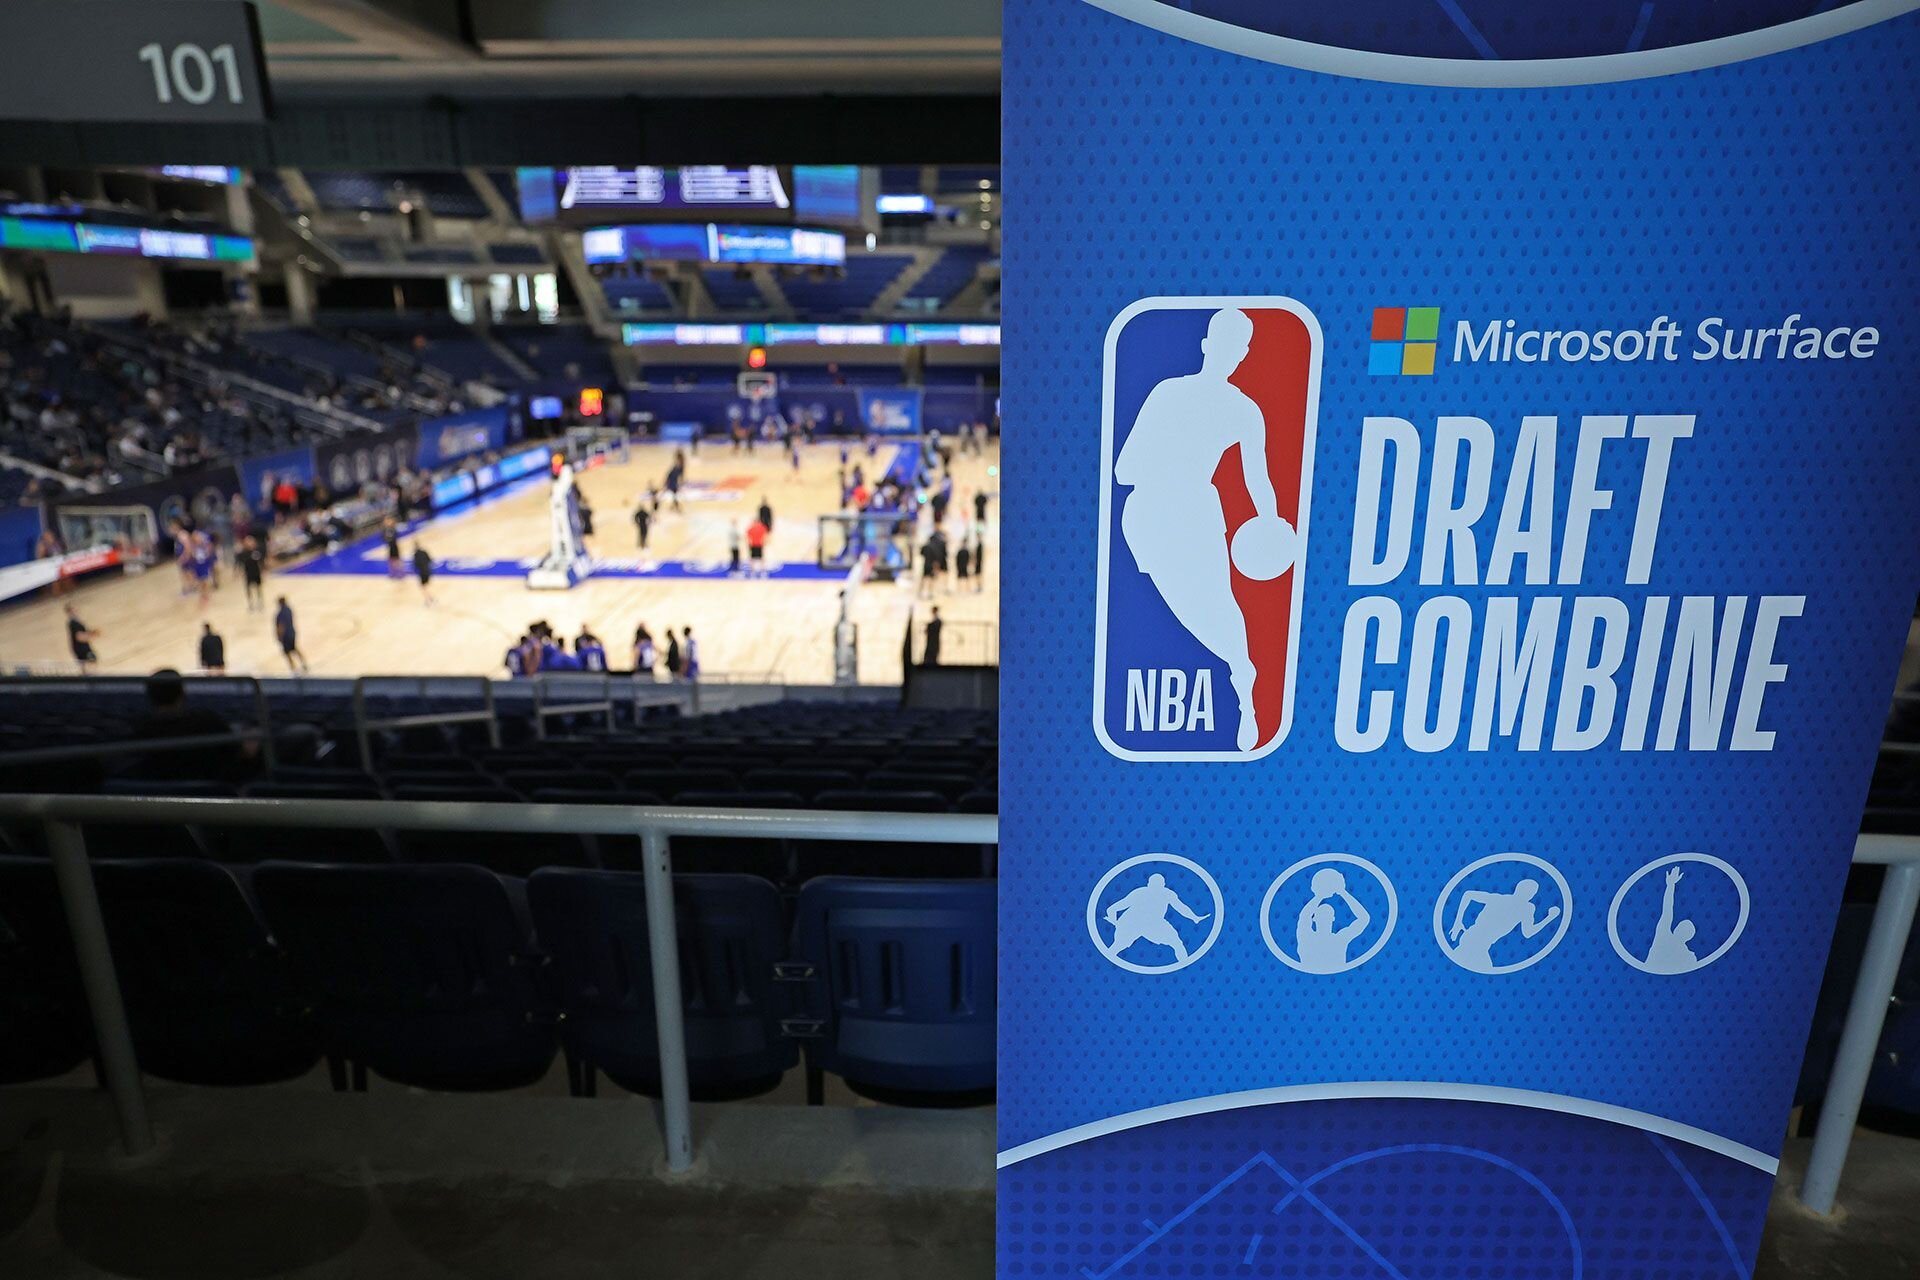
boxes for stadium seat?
[90,859,325,1085]
[743,768,859,800]
[528,869,797,1099]
[791,878,996,1105]
[0,858,91,1084]
[253,863,558,1091]
[955,790,998,814]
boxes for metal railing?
[0,793,998,1176]
[1,785,1909,1212]
[352,676,500,764]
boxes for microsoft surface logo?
[1369,306,1439,375]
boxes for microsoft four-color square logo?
[1369,306,1439,375]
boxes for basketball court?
[0,437,1000,685]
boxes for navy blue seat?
[253,863,558,1091]
[92,859,324,1085]
[0,858,90,1083]
[743,768,858,800]
[955,790,998,814]
[792,878,995,1105]
[529,869,796,1099]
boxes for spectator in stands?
[235,534,265,612]
[274,597,308,673]
[198,622,226,674]
[682,626,700,681]
[130,669,258,781]
[633,623,656,678]
[923,607,944,667]
[65,603,99,673]
[411,544,436,606]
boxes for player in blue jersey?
[576,627,607,672]
[189,531,216,610]
[505,635,529,678]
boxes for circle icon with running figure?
[1260,854,1398,975]
[1087,853,1224,975]
[1434,853,1572,975]
[1608,853,1751,976]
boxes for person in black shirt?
[236,534,265,612]
[274,596,308,673]
[383,518,404,579]
[198,622,226,673]
[973,487,989,528]
[633,502,652,551]
[664,628,683,679]
[757,495,774,533]
[65,603,99,673]
[923,607,943,666]
[412,544,435,606]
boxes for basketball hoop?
[737,370,778,403]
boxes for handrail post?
[249,676,277,773]
[1801,861,1920,1214]
[640,824,694,1173]
[352,678,371,769]
[45,819,153,1157]
[483,678,501,748]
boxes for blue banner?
[0,504,43,570]
[414,406,511,471]
[1003,4,1920,1278]
[236,446,314,515]
[856,386,923,435]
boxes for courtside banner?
[1001,3,1920,1277]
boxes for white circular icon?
[1608,853,1750,976]
[1259,854,1397,975]
[1086,853,1224,975]
[1433,853,1573,975]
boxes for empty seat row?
[0,859,995,1106]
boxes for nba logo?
[1094,297,1322,761]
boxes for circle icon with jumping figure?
[1433,853,1573,975]
[1608,853,1750,976]
[1086,853,1224,975]
[1260,854,1397,975]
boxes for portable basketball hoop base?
[526,459,592,590]
[526,554,591,591]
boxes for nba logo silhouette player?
[1096,299,1320,759]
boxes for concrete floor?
[1,1084,1915,1279]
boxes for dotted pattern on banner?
[999,0,1920,1180]
[998,1097,1775,1278]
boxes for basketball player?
[198,622,226,674]
[757,496,774,533]
[505,635,530,678]
[65,604,99,673]
[633,623,657,678]
[576,627,608,672]
[189,531,216,610]
[1115,307,1279,751]
[664,461,684,512]
[382,517,403,579]
[236,534,265,612]
[273,597,308,673]
[633,502,652,551]
[745,517,768,578]
[411,544,435,606]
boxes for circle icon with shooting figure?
[1608,853,1750,976]
[1434,853,1573,975]
[1260,853,1398,975]
[1087,853,1224,975]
